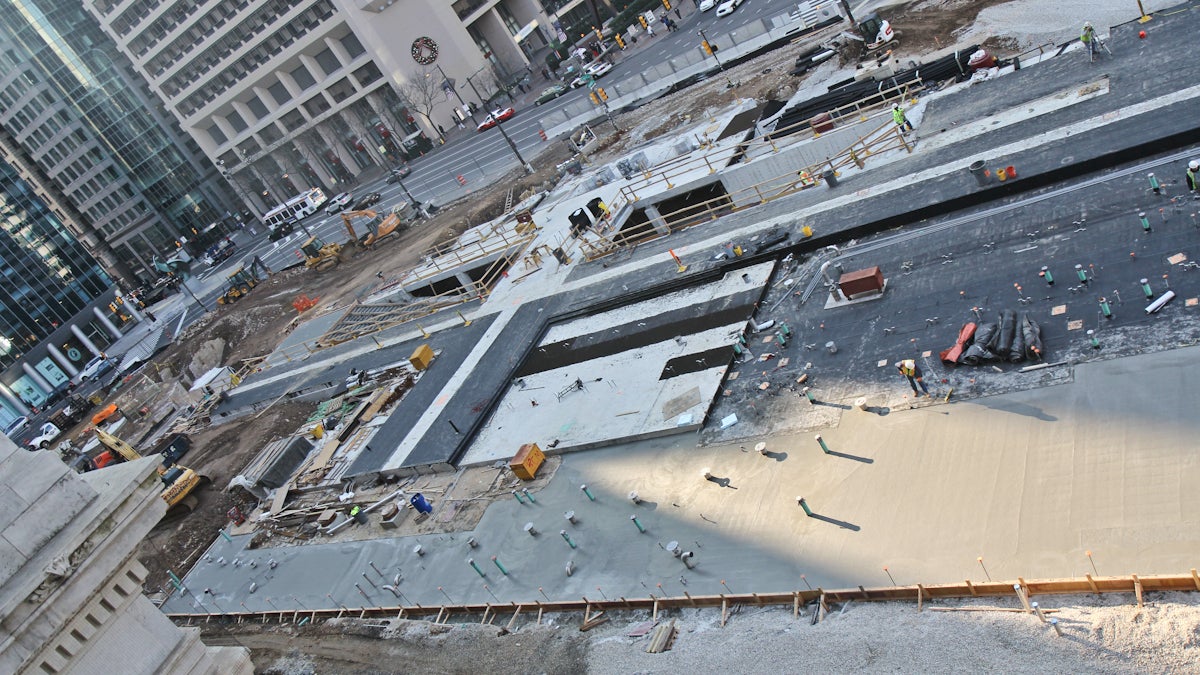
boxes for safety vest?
[892,108,906,126]
[1081,28,1093,43]
[1188,169,1199,190]
[898,360,916,376]
[350,506,360,516]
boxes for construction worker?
[1080,21,1102,60]
[895,359,931,397]
[892,103,913,133]
[1187,160,1200,192]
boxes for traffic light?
[662,0,671,9]
[596,87,608,101]
[702,40,713,55]
[614,33,625,49]
[589,91,600,105]
[638,15,647,28]
[594,28,603,41]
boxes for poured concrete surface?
[463,263,773,464]
[165,345,1200,614]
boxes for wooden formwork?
[170,570,1200,628]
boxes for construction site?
[16,0,1200,671]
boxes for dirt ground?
[141,0,1013,653]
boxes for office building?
[87,0,571,214]
[0,0,236,286]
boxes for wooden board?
[269,483,290,515]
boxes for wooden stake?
[1086,574,1099,593]
[1013,583,1032,613]
[720,597,728,627]
[537,606,544,625]
[480,605,490,624]
[653,597,660,622]
[793,592,800,618]
[965,579,977,596]
[1132,574,1144,608]
[1191,568,1200,591]
[917,584,924,612]
[507,605,522,631]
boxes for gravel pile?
[584,593,1200,673]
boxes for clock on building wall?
[411,36,439,65]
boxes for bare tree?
[397,66,450,137]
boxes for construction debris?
[645,619,678,653]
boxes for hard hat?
[1191,160,1200,171]
[1083,21,1092,28]
[892,103,899,109]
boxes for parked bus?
[263,188,327,238]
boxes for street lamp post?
[216,160,261,220]
[433,64,474,120]
[493,119,534,175]
[697,28,735,89]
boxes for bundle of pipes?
[771,45,979,137]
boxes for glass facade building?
[0,153,120,421]
[0,0,235,286]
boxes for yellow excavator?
[301,235,346,272]
[95,428,207,513]
[341,209,404,248]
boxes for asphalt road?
[377,0,806,208]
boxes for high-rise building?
[0,0,237,286]
[86,0,561,214]
[0,150,130,422]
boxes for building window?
[226,111,247,133]
[340,33,365,59]
[302,94,331,117]
[289,64,316,90]
[314,47,341,76]
[327,77,354,104]
[268,81,291,105]
[245,95,269,120]
[206,125,227,145]
[353,62,382,88]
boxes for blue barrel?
[410,493,432,514]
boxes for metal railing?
[584,120,911,262]
[618,80,922,201]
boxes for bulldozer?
[93,428,208,513]
[301,235,347,272]
[216,266,260,305]
[341,209,404,248]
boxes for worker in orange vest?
[895,359,930,397]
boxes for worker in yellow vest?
[892,103,913,133]
[895,359,930,397]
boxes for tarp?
[940,322,977,364]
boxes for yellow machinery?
[216,267,260,304]
[341,209,403,248]
[95,428,206,512]
[301,235,344,272]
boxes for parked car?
[79,355,113,382]
[476,107,516,132]
[2,415,27,438]
[570,61,614,88]
[27,422,61,450]
[352,193,382,210]
[534,84,568,105]
[699,0,717,10]
[325,192,353,214]
[715,0,744,17]
[267,219,295,242]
